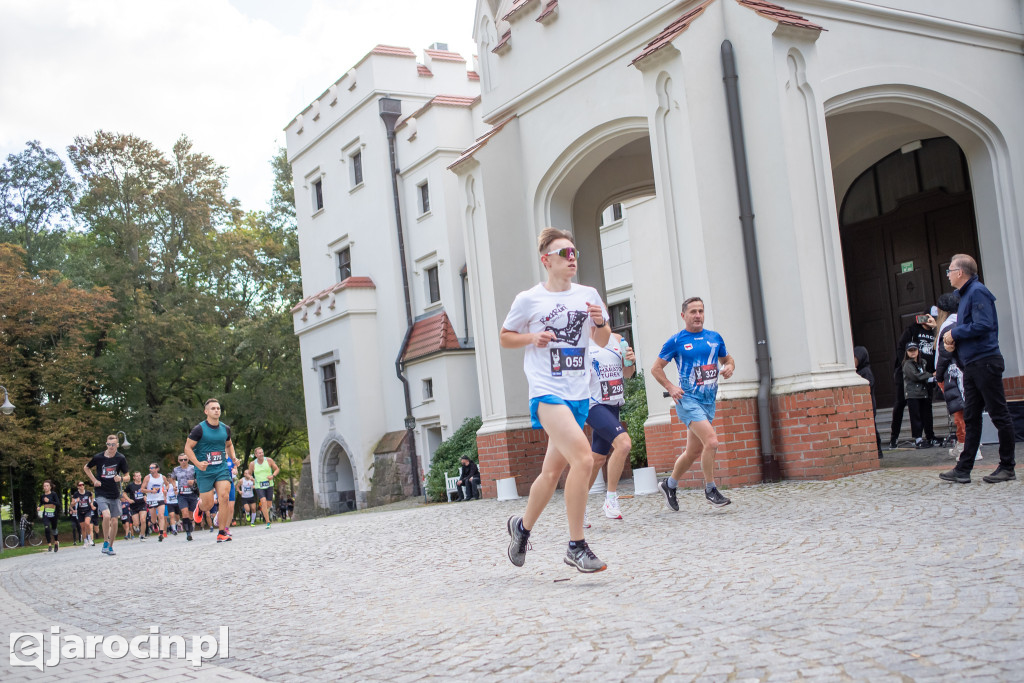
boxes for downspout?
[379,96,421,497]
[721,40,781,482]
[460,264,470,344]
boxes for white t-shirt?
[145,474,165,504]
[589,338,626,406]
[502,282,607,400]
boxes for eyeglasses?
[945,267,961,275]
[149,466,157,470]
[77,483,84,487]
[545,247,580,260]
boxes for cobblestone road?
[2,449,1022,681]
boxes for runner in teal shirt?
[184,398,237,542]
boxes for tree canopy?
[0,135,305,514]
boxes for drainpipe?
[460,264,470,344]
[721,40,781,483]
[379,96,421,496]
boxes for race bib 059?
[550,347,586,377]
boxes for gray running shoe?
[659,480,679,512]
[564,541,607,573]
[705,487,731,507]
[506,515,531,567]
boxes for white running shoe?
[603,497,623,519]
[583,510,591,529]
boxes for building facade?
[285,45,482,511]
[450,0,1024,495]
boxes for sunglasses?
[545,247,580,260]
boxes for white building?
[449,0,1024,490]
[285,45,482,511]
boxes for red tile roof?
[417,64,433,77]
[492,30,511,54]
[402,311,463,362]
[397,95,480,131]
[291,276,376,313]
[425,48,467,63]
[503,0,538,22]
[371,45,417,58]
[448,115,517,170]
[537,0,558,22]
[467,70,480,81]
[631,0,823,67]
[736,0,824,30]
[630,0,713,66]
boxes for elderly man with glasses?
[940,254,1016,484]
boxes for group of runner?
[503,228,735,574]
[39,399,282,555]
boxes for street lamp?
[0,386,14,553]
[117,431,131,449]
[0,386,14,416]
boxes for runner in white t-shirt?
[501,227,611,573]
[585,333,635,522]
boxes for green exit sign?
[900,261,914,273]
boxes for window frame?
[336,246,352,282]
[426,265,440,304]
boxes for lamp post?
[0,386,15,554]
[116,431,131,449]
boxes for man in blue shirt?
[940,254,1016,484]
[651,297,736,508]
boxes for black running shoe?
[982,468,1015,483]
[659,480,679,512]
[705,487,731,507]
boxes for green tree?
[0,244,116,517]
[0,141,77,272]
[425,417,482,502]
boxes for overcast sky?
[0,0,477,211]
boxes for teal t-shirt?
[188,420,231,471]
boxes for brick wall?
[1004,374,1024,401]
[477,424,635,498]
[646,384,879,486]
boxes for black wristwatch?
[594,320,607,328]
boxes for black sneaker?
[982,469,1016,483]
[659,480,679,512]
[939,469,970,483]
[186,532,193,541]
[564,541,607,573]
[705,487,731,507]
[887,440,898,450]
[506,516,530,567]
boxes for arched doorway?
[320,442,357,513]
[837,136,981,406]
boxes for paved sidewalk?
[2,457,1022,681]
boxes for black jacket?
[935,318,965,413]
[894,322,937,378]
[854,346,876,413]
[459,461,480,482]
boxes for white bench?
[445,471,460,502]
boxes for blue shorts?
[529,395,588,430]
[228,483,236,502]
[674,397,716,426]
[586,403,626,456]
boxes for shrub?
[425,416,483,502]
[621,371,649,468]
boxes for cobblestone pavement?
[2,450,1022,682]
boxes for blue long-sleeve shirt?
[950,276,1001,365]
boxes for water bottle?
[619,338,633,367]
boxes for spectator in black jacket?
[854,346,883,458]
[457,456,481,501]
[889,313,937,448]
[934,292,966,458]
[903,342,937,448]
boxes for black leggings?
[43,517,58,543]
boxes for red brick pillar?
[1004,374,1024,400]
[644,384,879,485]
[476,427,548,498]
[476,424,637,498]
